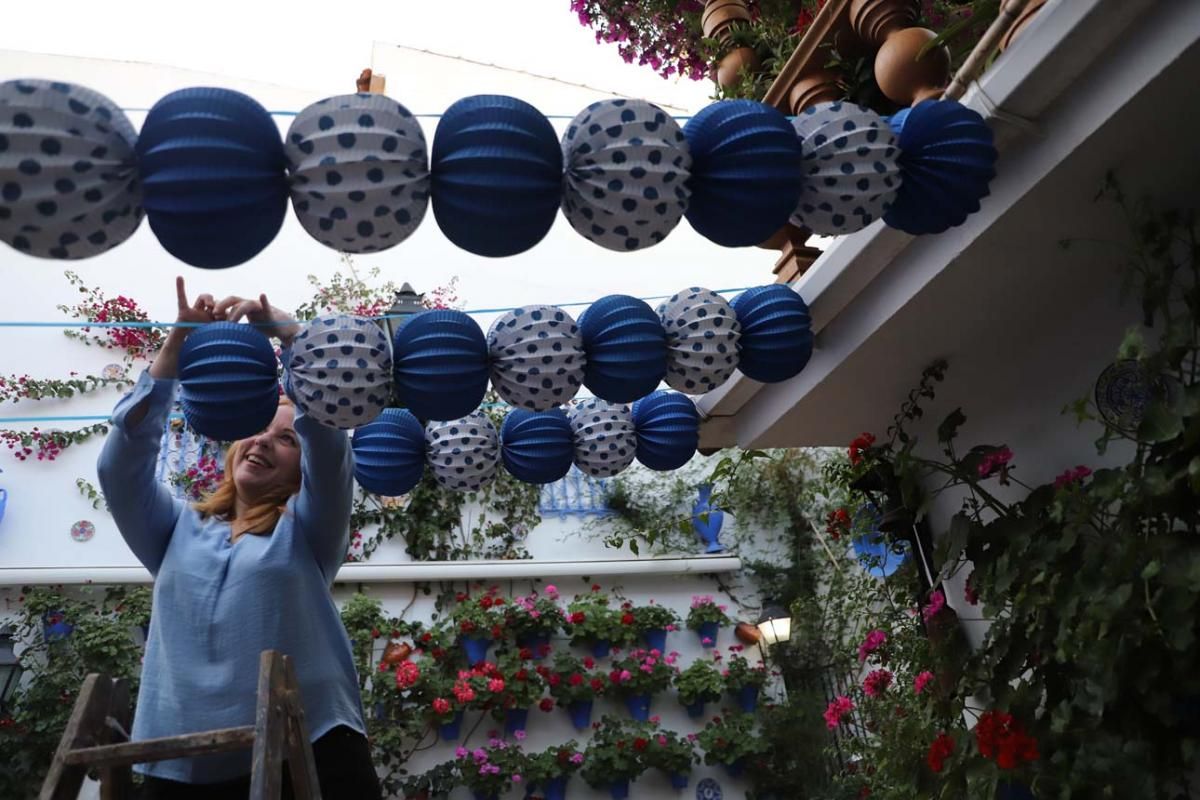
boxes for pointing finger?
[176,277,188,311]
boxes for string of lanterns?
[175,281,807,492]
[0,80,998,265]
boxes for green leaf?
[937,408,967,444]
[1189,456,1200,493]
[1137,400,1183,443]
[1141,560,1162,580]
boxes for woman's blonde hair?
[193,396,300,535]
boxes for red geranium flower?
[539,697,555,712]
[926,732,955,773]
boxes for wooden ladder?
[40,650,323,800]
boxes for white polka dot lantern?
[657,287,741,394]
[287,315,392,430]
[789,101,900,235]
[0,80,143,259]
[425,411,500,492]
[487,304,586,412]
[285,93,429,253]
[567,398,636,478]
[561,99,692,252]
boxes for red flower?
[480,597,494,609]
[432,697,451,715]
[519,648,533,660]
[569,611,586,624]
[460,620,476,633]
[420,632,433,643]
[926,732,955,773]
[583,656,595,669]
[848,432,876,466]
[491,625,503,639]
[964,572,980,606]
[621,612,635,625]
[590,678,605,692]
[975,710,1038,769]
[493,597,506,606]
[370,628,380,639]
[539,698,555,712]
[569,673,584,687]
[633,737,648,751]
[591,584,602,591]
[825,508,851,540]
[515,669,529,682]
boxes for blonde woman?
[97,278,380,799]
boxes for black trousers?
[139,725,381,800]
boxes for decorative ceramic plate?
[102,364,125,381]
[70,520,95,543]
[697,778,723,800]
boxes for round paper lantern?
[731,285,814,383]
[425,412,500,492]
[789,101,901,235]
[285,93,429,253]
[500,408,574,484]
[431,95,561,257]
[560,98,692,251]
[0,79,143,259]
[883,99,996,235]
[487,305,585,411]
[287,315,391,430]
[392,309,489,421]
[567,399,637,478]
[631,390,699,471]
[352,408,425,496]
[137,87,287,268]
[178,322,280,441]
[577,295,667,403]
[657,287,741,394]
[683,100,803,247]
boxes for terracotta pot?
[849,0,920,48]
[874,27,950,106]
[717,47,762,90]
[788,69,842,114]
[381,641,412,666]
[998,0,1049,52]
[702,0,753,43]
[735,621,763,645]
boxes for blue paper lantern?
[352,408,425,496]
[631,390,699,471]
[683,100,804,247]
[883,99,996,235]
[285,93,429,253]
[392,309,489,421]
[560,98,691,252]
[731,285,813,383]
[431,95,562,257]
[577,294,667,403]
[178,322,280,441]
[287,315,391,430]
[0,80,143,259]
[500,408,574,484]
[137,87,287,268]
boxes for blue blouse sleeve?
[283,347,355,584]
[96,371,184,577]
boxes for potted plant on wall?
[631,601,680,653]
[567,586,624,658]
[450,587,509,665]
[722,648,769,712]
[452,740,523,800]
[609,647,679,722]
[485,653,547,736]
[508,586,564,659]
[522,741,586,800]
[675,659,725,719]
[581,716,652,800]
[542,651,608,730]
[696,712,770,778]
[686,595,731,648]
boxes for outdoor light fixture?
[0,628,21,714]
[377,282,426,347]
[756,603,792,647]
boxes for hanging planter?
[568,699,593,730]
[42,610,74,642]
[669,772,689,790]
[716,47,762,90]
[734,684,759,713]
[438,711,464,742]
[590,639,612,659]
[608,778,630,800]
[461,636,493,665]
[696,620,720,648]
[624,693,652,722]
[517,633,551,659]
[504,706,529,735]
[685,699,706,719]
[542,776,568,800]
[643,627,668,653]
[0,486,6,526]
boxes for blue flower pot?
[519,633,551,659]
[438,711,464,741]
[697,620,720,648]
[996,782,1036,800]
[643,627,668,653]
[543,775,568,800]
[473,791,498,800]
[685,699,706,719]
[609,778,630,800]
[692,483,725,553]
[591,638,612,659]
[624,693,651,722]
[723,758,745,779]
[42,611,74,642]
[568,699,593,730]
[0,488,7,526]
[669,772,689,790]
[735,684,759,713]
[462,635,492,665]
[505,707,529,735]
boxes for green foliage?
[674,659,724,705]
[521,741,586,785]
[75,477,108,511]
[696,711,770,767]
[580,715,653,785]
[686,596,731,628]
[565,589,630,646]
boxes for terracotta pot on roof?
[874,26,951,105]
[702,0,753,44]
[849,0,920,48]
[998,0,1049,52]
[735,621,763,645]
[717,46,763,90]
[788,69,843,114]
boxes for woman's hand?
[149,277,216,380]
[214,293,301,348]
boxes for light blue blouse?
[96,362,366,783]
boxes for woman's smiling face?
[232,404,301,504]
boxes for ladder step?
[63,726,256,768]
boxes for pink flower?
[545,584,558,596]
[824,695,855,729]
[702,637,713,645]
[857,629,888,663]
[978,447,1014,479]
[514,729,526,741]
[512,774,522,783]
[487,678,505,693]
[657,735,668,746]
[650,715,661,724]
[914,671,935,695]
[863,669,893,698]
[1054,465,1093,489]
[619,669,632,682]
[665,624,678,632]
[922,590,946,622]
[570,752,584,764]
[455,746,468,758]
